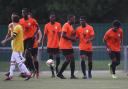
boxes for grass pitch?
[0,71,128,89]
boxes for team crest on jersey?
[55,26,58,29]
[28,23,31,26]
[84,29,89,34]
[118,34,120,37]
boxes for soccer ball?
[46,59,55,67]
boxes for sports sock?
[34,61,39,72]
[50,65,55,76]
[55,56,60,74]
[111,62,116,74]
[18,62,30,75]
[88,62,92,75]
[70,59,75,76]
[81,60,86,76]
[9,64,15,77]
[58,60,69,75]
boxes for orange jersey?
[44,22,61,48]
[104,28,123,51]
[19,17,38,40]
[76,24,94,51]
[59,22,75,49]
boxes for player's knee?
[80,55,86,60]
[116,61,120,66]
[18,62,23,67]
[10,61,16,65]
[65,58,70,63]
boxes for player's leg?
[80,51,87,79]
[113,52,121,76]
[57,49,70,79]
[16,52,31,80]
[24,38,35,72]
[109,51,117,78]
[87,51,93,79]
[57,56,70,79]
[31,48,39,78]
[70,54,77,79]
[48,52,55,77]
[115,52,121,67]
[5,52,16,80]
[55,53,60,74]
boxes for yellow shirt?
[11,24,24,52]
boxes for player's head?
[12,14,20,23]
[80,16,86,27]
[11,12,18,22]
[112,20,121,31]
[67,15,75,25]
[22,8,29,19]
[49,14,56,23]
[28,10,32,18]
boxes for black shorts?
[24,38,34,50]
[47,48,60,54]
[109,51,120,61]
[80,50,92,58]
[31,48,38,56]
[61,49,74,56]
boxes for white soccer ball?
[46,59,55,67]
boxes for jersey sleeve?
[89,26,94,37]
[44,24,48,35]
[13,25,21,36]
[62,23,68,33]
[119,28,123,40]
[103,30,109,41]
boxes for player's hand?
[1,40,6,46]
[37,40,41,44]
[106,47,111,52]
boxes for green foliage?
[0,0,128,24]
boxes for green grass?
[0,60,127,89]
[0,60,124,71]
[0,71,128,89]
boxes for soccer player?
[2,12,27,78]
[31,29,42,78]
[76,16,94,79]
[57,15,77,79]
[42,14,61,77]
[103,20,123,79]
[1,14,31,80]
[19,8,39,74]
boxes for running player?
[76,16,94,79]
[42,14,61,77]
[103,20,123,79]
[57,15,77,79]
[1,14,31,81]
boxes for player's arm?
[37,29,42,44]
[61,31,76,42]
[103,32,111,52]
[4,23,12,40]
[33,19,40,39]
[1,32,17,46]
